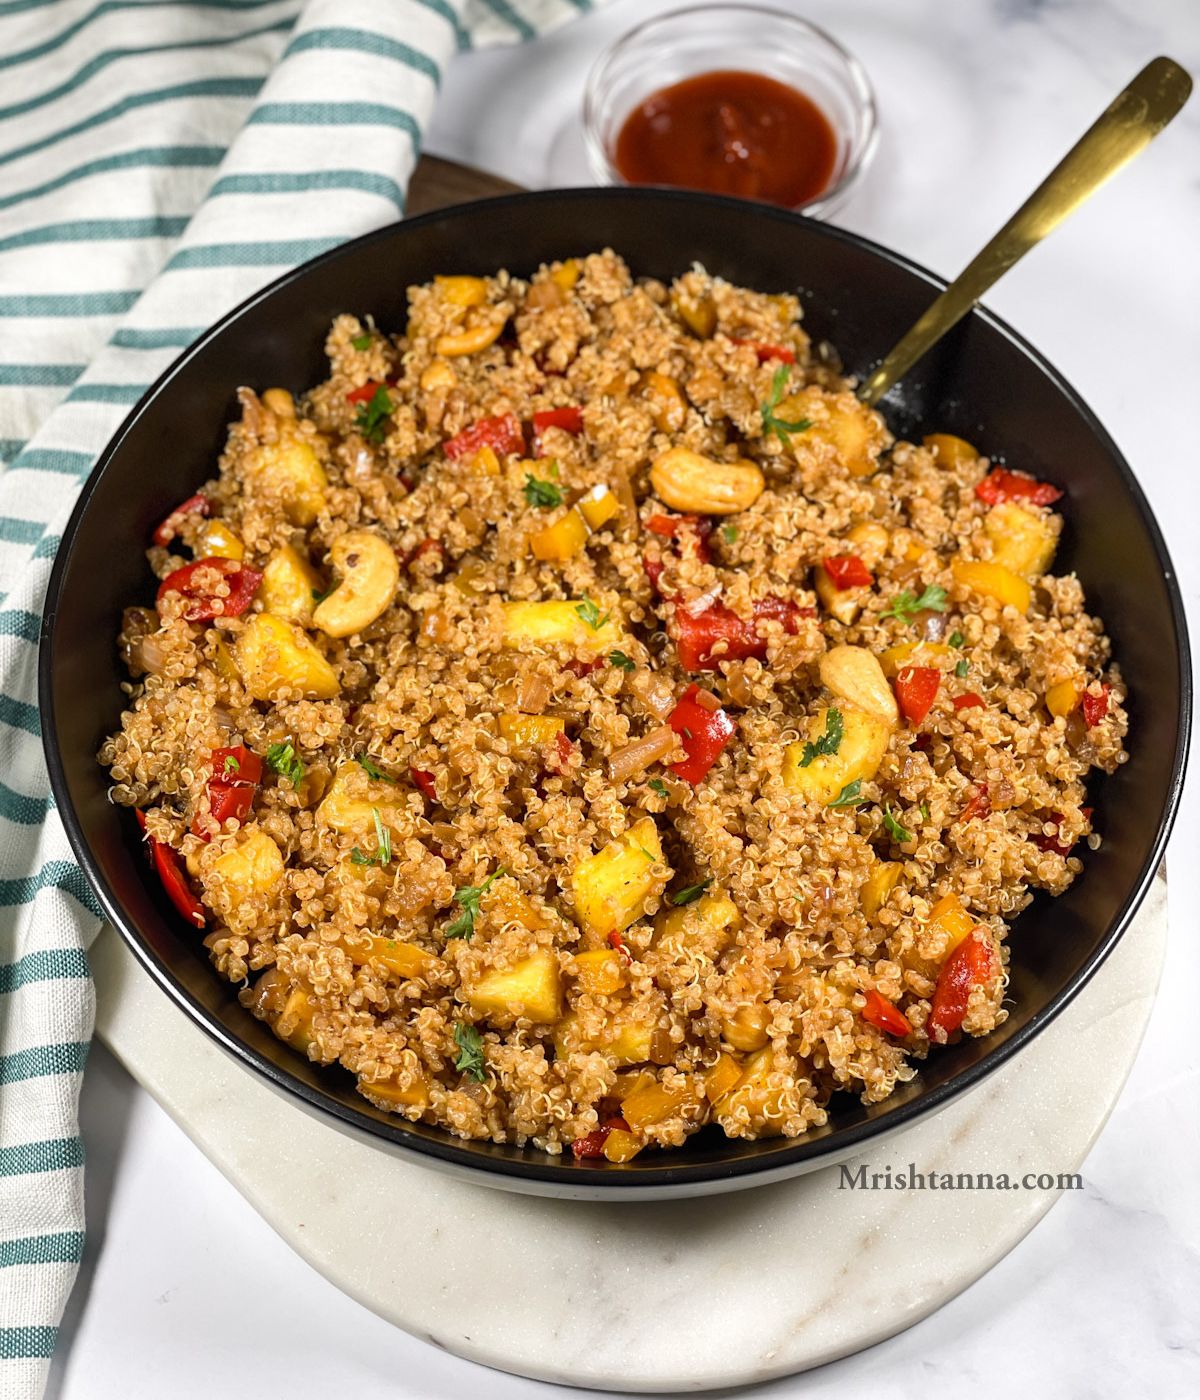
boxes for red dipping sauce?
[613,69,838,207]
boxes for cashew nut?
[819,645,898,726]
[435,317,505,358]
[312,530,399,638]
[649,447,765,516]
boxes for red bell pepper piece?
[952,692,986,711]
[729,337,796,364]
[1030,811,1075,856]
[530,406,584,456]
[607,930,631,962]
[975,468,1063,507]
[410,767,438,801]
[1081,684,1110,727]
[894,666,941,725]
[192,745,262,838]
[565,658,604,678]
[156,558,262,623]
[402,538,445,570]
[673,596,803,671]
[443,412,525,461]
[345,379,388,404]
[135,810,206,929]
[646,513,713,563]
[571,1115,631,1160]
[927,928,995,1044]
[822,553,873,590]
[550,730,575,772]
[861,990,912,1038]
[961,782,991,822]
[151,492,210,547]
[643,556,665,593]
[668,684,735,784]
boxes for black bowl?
[40,189,1190,1199]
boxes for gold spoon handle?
[858,56,1192,408]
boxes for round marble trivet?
[91,874,1165,1392]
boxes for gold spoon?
[858,56,1192,407]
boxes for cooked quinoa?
[99,251,1128,1161]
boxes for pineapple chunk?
[712,1046,789,1136]
[952,558,1031,614]
[529,510,588,562]
[553,1010,655,1066]
[653,890,740,959]
[258,545,322,624]
[497,713,566,747]
[927,893,975,952]
[985,502,1058,579]
[342,933,440,981]
[502,599,624,654]
[316,761,406,838]
[861,861,902,918]
[784,387,881,477]
[783,707,891,804]
[211,828,284,899]
[234,613,339,701]
[245,429,328,526]
[571,948,625,996]
[572,816,668,938]
[814,563,864,625]
[467,948,562,1025]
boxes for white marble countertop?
[48,2,1200,1396]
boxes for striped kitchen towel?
[0,2,604,1395]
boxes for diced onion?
[608,725,677,782]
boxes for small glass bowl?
[582,3,878,218]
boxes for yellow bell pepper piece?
[571,948,625,997]
[529,510,588,562]
[702,1052,745,1104]
[602,1127,643,1162]
[923,433,982,468]
[860,861,902,918]
[434,275,488,307]
[927,893,975,952]
[1046,678,1083,719]
[195,520,244,561]
[952,558,1031,614]
[577,486,620,530]
[550,259,580,292]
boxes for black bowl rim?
[40,186,1192,1192]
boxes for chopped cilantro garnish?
[920,801,931,823]
[721,525,739,545]
[453,1022,487,1082]
[881,584,949,623]
[350,808,392,866]
[350,332,373,351]
[311,586,331,603]
[445,867,506,940]
[575,595,609,632]
[955,658,969,678]
[635,843,656,862]
[648,778,669,799]
[265,740,304,787]
[799,707,844,767]
[608,649,635,672]
[949,630,965,648]
[222,754,240,777]
[523,473,564,509]
[669,877,713,906]
[357,754,392,782]
[883,804,913,844]
[828,779,865,809]
[760,364,812,448]
[354,383,394,443]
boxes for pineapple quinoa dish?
[100,251,1128,1164]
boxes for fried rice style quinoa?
[99,252,1128,1161]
